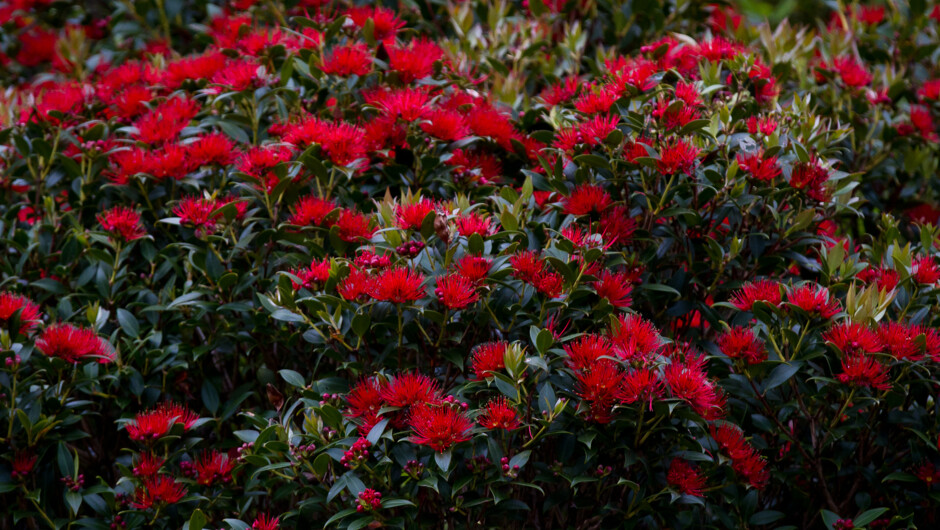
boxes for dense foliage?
[2,0,940,528]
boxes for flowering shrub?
[1,0,940,529]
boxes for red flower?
[575,362,623,423]
[420,109,470,141]
[335,210,376,242]
[187,133,236,167]
[790,158,830,201]
[408,403,473,452]
[381,373,441,409]
[251,514,280,530]
[832,56,872,87]
[289,258,330,290]
[599,205,638,245]
[710,422,769,489]
[877,322,922,361]
[11,451,37,480]
[396,199,436,230]
[369,87,430,122]
[97,206,146,241]
[857,5,885,25]
[837,353,892,392]
[194,450,235,486]
[289,196,337,227]
[345,6,404,43]
[132,475,187,509]
[470,342,508,380]
[133,453,164,477]
[746,116,778,135]
[574,84,619,114]
[133,97,200,145]
[346,377,385,427]
[564,335,613,371]
[667,459,706,497]
[856,266,899,292]
[657,137,700,175]
[369,267,426,303]
[912,256,940,284]
[609,314,664,361]
[664,360,725,420]
[477,397,521,430]
[337,269,373,302]
[321,44,372,77]
[173,196,220,232]
[914,462,940,486]
[36,323,115,364]
[729,280,782,311]
[454,255,491,283]
[126,402,199,441]
[539,77,580,106]
[509,251,545,283]
[578,114,620,146]
[717,326,766,365]
[617,368,664,410]
[909,106,938,141]
[563,184,612,216]
[593,270,634,308]
[455,212,495,238]
[919,79,940,101]
[388,37,442,83]
[0,292,42,333]
[787,285,841,319]
[736,150,781,181]
[823,322,882,356]
[534,271,565,298]
[435,273,479,310]
[651,98,700,129]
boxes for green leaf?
[853,508,888,527]
[749,511,784,525]
[189,509,207,530]
[762,362,802,393]
[535,329,554,355]
[366,418,389,445]
[323,508,357,527]
[820,510,840,529]
[380,499,416,509]
[223,519,251,530]
[116,308,139,338]
[434,450,452,472]
[65,490,82,514]
[279,369,306,388]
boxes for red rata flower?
[335,210,376,242]
[729,280,782,311]
[578,114,620,146]
[563,184,612,216]
[790,158,831,201]
[664,359,725,420]
[368,87,430,122]
[657,137,700,175]
[736,150,781,181]
[36,323,115,364]
[564,334,613,371]
[787,284,841,319]
[369,267,425,303]
[337,268,373,302]
[651,98,700,129]
[599,205,638,245]
[133,97,200,145]
[133,453,164,477]
[126,402,199,441]
[912,256,940,284]
[832,56,872,87]
[345,6,404,43]
[534,270,565,298]
[717,326,766,365]
[97,206,146,241]
[574,84,620,114]
[857,266,899,292]
[408,403,473,453]
[710,422,769,489]
[540,77,581,106]
[11,451,37,479]
[877,322,923,361]
[609,314,664,361]
[838,353,892,391]
[0,292,42,333]
[251,514,280,530]
[186,133,236,167]
[470,342,508,380]
[455,212,495,238]
[321,43,372,76]
[173,196,220,232]
[381,373,441,409]
[289,258,330,290]
[746,115,778,135]
[593,269,634,308]
[823,322,882,356]
[509,250,544,283]
[454,255,491,283]
[289,195,337,227]
[194,450,235,486]
[667,459,706,497]
[914,462,940,486]
[420,109,470,141]
[617,368,664,410]
[396,199,436,230]
[477,397,521,430]
[435,273,479,310]
[132,475,187,509]
[575,361,623,423]
[388,37,442,83]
